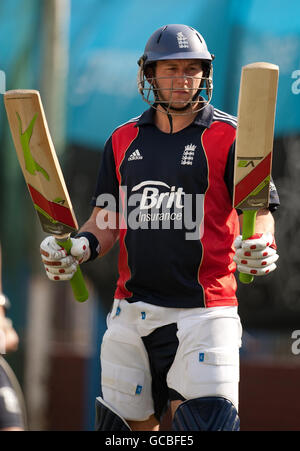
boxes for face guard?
[137,69,213,115]
[137,24,214,115]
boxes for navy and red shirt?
[92,104,280,308]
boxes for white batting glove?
[40,236,91,281]
[233,232,279,276]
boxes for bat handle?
[55,237,89,302]
[239,209,257,284]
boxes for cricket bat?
[4,89,88,302]
[233,62,279,284]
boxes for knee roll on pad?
[95,397,131,431]
[172,396,240,431]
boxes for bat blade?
[4,89,88,302]
[233,62,279,284]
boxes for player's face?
[154,59,203,111]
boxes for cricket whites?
[4,90,88,302]
[233,62,279,284]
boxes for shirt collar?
[136,102,214,129]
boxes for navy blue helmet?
[137,24,214,114]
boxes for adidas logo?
[128,149,143,161]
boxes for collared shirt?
[136,102,215,128]
[92,104,280,308]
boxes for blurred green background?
[1,0,300,431]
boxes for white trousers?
[100,299,242,421]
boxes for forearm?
[255,208,275,235]
[78,207,119,258]
[239,208,275,235]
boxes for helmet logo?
[176,32,189,49]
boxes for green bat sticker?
[16,112,50,181]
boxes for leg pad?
[95,397,131,431]
[172,396,240,431]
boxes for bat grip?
[239,210,257,284]
[56,237,89,302]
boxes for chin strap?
[156,89,204,134]
[167,113,173,134]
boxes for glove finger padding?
[234,246,277,260]
[233,252,279,268]
[234,232,278,276]
[45,262,79,281]
[41,254,76,268]
[235,232,276,252]
[41,253,78,280]
[235,262,277,276]
[40,236,68,260]
[40,236,90,281]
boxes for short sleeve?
[91,136,120,211]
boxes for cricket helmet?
[137,24,214,114]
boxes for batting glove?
[40,236,90,281]
[233,232,279,276]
